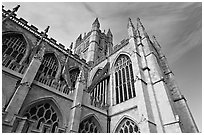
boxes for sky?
[2,2,202,131]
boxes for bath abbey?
[2,5,199,133]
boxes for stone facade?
[2,5,199,133]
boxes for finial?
[2,5,21,23]
[137,17,144,29]
[44,26,50,34]
[107,28,112,36]
[13,5,20,12]
[70,42,73,49]
[127,17,135,29]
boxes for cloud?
[2,2,202,131]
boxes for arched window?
[23,102,60,133]
[114,54,136,104]
[78,116,101,133]
[115,118,140,133]
[2,33,27,71]
[35,53,58,86]
[69,68,80,88]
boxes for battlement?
[75,31,92,49]
[2,5,88,66]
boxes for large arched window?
[114,54,136,104]
[69,68,80,88]
[78,116,101,133]
[23,102,60,133]
[35,53,58,86]
[115,118,140,133]
[2,33,27,72]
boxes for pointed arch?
[112,53,136,105]
[44,51,62,78]
[20,97,63,132]
[111,51,132,70]
[79,113,102,133]
[114,115,140,133]
[2,31,31,69]
[34,52,60,86]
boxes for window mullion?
[116,71,120,104]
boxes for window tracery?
[114,54,136,104]
[35,53,58,86]
[90,78,109,108]
[78,116,101,133]
[23,102,59,133]
[116,118,140,133]
[2,33,27,73]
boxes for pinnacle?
[127,17,135,29]
[92,18,100,28]
[107,28,112,36]
[93,18,99,25]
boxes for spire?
[107,28,112,37]
[92,18,100,29]
[127,17,135,29]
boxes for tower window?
[114,55,136,104]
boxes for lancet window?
[114,54,136,104]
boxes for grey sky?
[3,2,202,131]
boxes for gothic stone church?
[2,5,199,133]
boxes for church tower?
[86,18,100,66]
